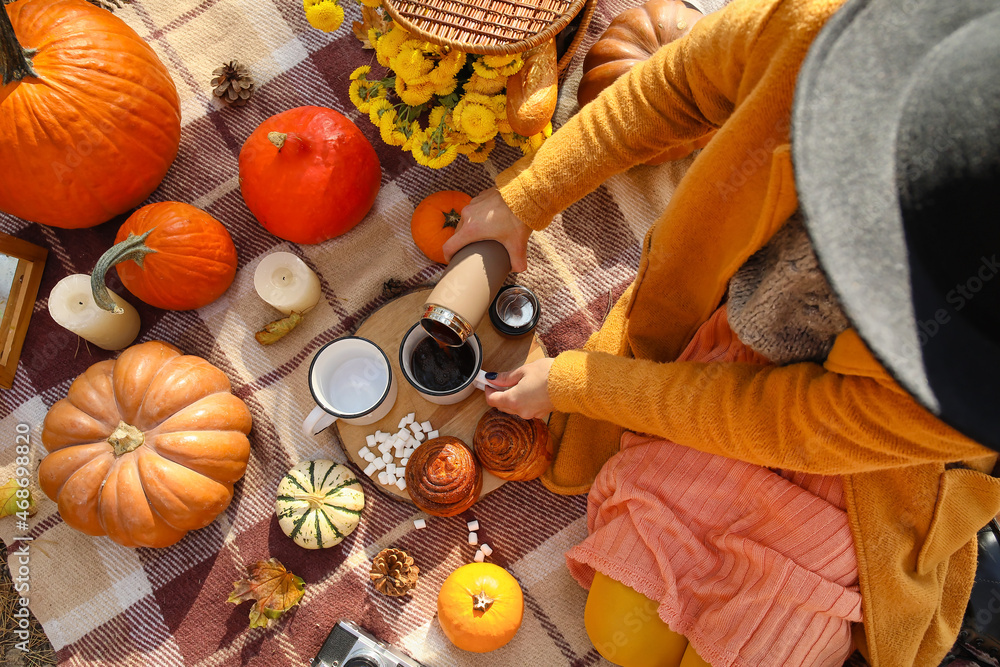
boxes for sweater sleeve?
[496,0,779,229]
[547,350,994,474]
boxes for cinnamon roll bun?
[473,408,552,481]
[405,436,482,516]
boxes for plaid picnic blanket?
[0,0,726,663]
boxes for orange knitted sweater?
[496,0,1000,664]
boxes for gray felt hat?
[792,0,1000,449]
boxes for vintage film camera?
[312,620,427,667]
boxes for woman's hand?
[484,357,555,420]
[442,187,533,272]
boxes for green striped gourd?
[276,460,364,549]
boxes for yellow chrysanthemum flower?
[392,41,435,84]
[429,105,448,129]
[379,110,407,146]
[467,138,495,163]
[501,132,525,148]
[368,98,393,125]
[471,59,500,79]
[494,56,523,77]
[523,128,547,154]
[397,78,436,106]
[350,65,371,81]
[490,94,506,116]
[456,103,498,143]
[482,54,518,68]
[376,25,410,66]
[402,121,423,152]
[426,144,459,169]
[303,0,344,33]
[349,79,369,112]
[432,77,458,97]
[360,0,381,6]
[465,73,507,95]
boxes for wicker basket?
[382,0,595,57]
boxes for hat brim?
[792,0,1000,448]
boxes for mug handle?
[303,405,338,437]
[473,370,505,392]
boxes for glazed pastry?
[405,437,483,516]
[473,408,553,481]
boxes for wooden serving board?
[335,288,546,504]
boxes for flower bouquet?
[303,0,552,169]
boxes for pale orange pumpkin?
[38,341,253,548]
[577,0,713,164]
[437,563,524,652]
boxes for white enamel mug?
[398,323,502,405]
[303,337,398,436]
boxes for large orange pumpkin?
[91,202,239,312]
[38,341,253,548]
[238,106,382,245]
[0,0,181,228]
[411,191,472,264]
[577,0,713,164]
[437,563,524,652]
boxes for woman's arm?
[498,0,780,230]
[543,350,993,474]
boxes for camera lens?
[344,657,381,667]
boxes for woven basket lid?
[381,0,589,55]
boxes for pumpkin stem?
[290,493,325,510]
[0,2,37,96]
[91,230,157,313]
[443,209,461,230]
[268,132,287,151]
[108,421,144,456]
[472,590,494,613]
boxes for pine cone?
[370,548,419,596]
[211,60,255,107]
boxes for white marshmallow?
[415,432,425,442]
[373,457,386,470]
[398,418,409,429]
[363,452,376,463]
[474,550,485,562]
[481,543,493,556]
[382,452,393,463]
[386,463,396,476]
[378,471,388,485]
[363,463,377,476]
[396,478,407,491]
[385,473,396,486]
[427,430,439,439]
[406,412,416,423]
[420,421,433,432]
[467,520,479,531]
[400,457,409,466]
[468,532,478,545]
[365,435,376,447]
[413,518,426,529]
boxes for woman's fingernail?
[485,372,498,380]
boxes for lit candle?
[48,274,140,351]
[254,252,322,315]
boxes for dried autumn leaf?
[227,558,305,629]
[255,312,304,345]
[0,478,36,519]
[352,6,388,49]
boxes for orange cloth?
[568,308,862,667]
[495,0,1000,663]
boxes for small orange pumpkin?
[411,191,472,264]
[578,0,713,164]
[91,202,238,312]
[38,341,253,548]
[437,563,524,653]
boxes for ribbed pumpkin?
[438,563,524,653]
[577,0,713,164]
[411,191,471,264]
[91,202,239,312]
[38,341,252,548]
[0,0,181,228]
[275,460,365,549]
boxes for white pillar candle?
[253,252,322,315]
[48,274,140,351]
